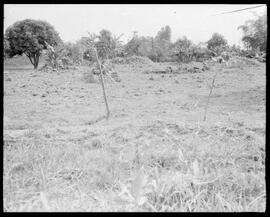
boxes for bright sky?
[4,4,267,47]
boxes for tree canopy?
[5,19,62,69]
[238,12,267,52]
[207,33,228,55]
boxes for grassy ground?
[3,56,265,212]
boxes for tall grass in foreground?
[3,121,265,212]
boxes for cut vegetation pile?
[109,56,154,66]
[144,62,211,74]
[224,56,261,69]
[178,62,211,74]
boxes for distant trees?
[154,25,172,62]
[76,36,96,62]
[238,12,267,52]
[192,46,215,62]
[138,36,155,60]
[65,42,84,65]
[96,29,116,59]
[80,29,124,61]
[4,19,62,69]
[171,36,193,62]
[124,33,154,59]
[228,44,242,56]
[124,26,172,62]
[207,33,228,55]
[7,17,265,67]
[125,31,141,56]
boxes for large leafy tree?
[5,19,62,69]
[238,12,267,52]
[207,33,228,55]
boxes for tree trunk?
[26,52,40,69]
[203,70,218,121]
[26,54,34,67]
[94,48,110,120]
[34,54,40,69]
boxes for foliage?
[238,12,267,52]
[125,34,155,61]
[228,44,243,56]
[125,31,141,56]
[137,37,155,59]
[96,29,115,59]
[3,37,10,59]
[5,19,62,69]
[76,36,96,62]
[125,26,172,62]
[154,25,172,62]
[65,42,84,65]
[171,36,194,63]
[80,30,124,62]
[95,29,124,59]
[42,43,69,70]
[207,33,228,55]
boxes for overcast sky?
[4,4,267,47]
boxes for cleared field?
[3,56,265,211]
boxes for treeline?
[59,27,236,63]
[4,12,267,69]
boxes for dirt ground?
[3,57,266,211]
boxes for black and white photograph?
[3,4,266,212]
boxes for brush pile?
[109,56,154,66]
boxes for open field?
[3,56,266,211]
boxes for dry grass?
[3,121,265,212]
[4,56,265,212]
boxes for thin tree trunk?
[203,70,218,121]
[94,48,110,120]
